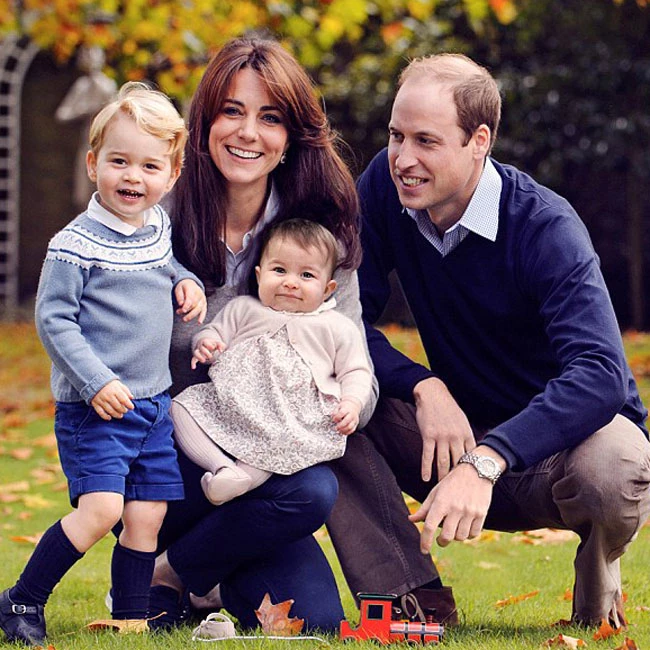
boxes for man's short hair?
[399,53,501,151]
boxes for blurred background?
[1,0,648,327]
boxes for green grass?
[1,323,649,649]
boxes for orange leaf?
[10,448,33,461]
[592,618,622,641]
[561,588,573,601]
[495,590,540,608]
[85,619,148,634]
[613,638,638,650]
[543,633,587,648]
[9,533,43,545]
[255,593,304,636]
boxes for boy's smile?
[86,112,180,227]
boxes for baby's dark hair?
[260,218,340,277]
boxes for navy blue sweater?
[358,148,648,470]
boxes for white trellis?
[0,34,38,314]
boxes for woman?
[148,35,378,632]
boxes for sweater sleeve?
[358,149,435,403]
[481,207,630,470]
[35,257,118,403]
[331,268,378,428]
[331,315,375,408]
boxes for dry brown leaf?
[463,530,502,545]
[10,533,43,545]
[612,638,638,650]
[561,588,573,601]
[255,592,304,636]
[495,590,540,608]
[32,433,57,448]
[21,494,54,509]
[478,561,501,570]
[33,645,57,650]
[10,448,33,461]
[592,619,622,641]
[0,494,20,503]
[3,413,27,428]
[1,481,30,493]
[86,619,148,634]
[634,605,650,611]
[543,633,587,648]
[512,529,578,545]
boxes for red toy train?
[340,593,444,645]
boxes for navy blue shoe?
[147,585,190,631]
[0,589,46,645]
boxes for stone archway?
[0,35,38,315]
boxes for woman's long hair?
[170,35,361,291]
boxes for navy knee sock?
[10,520,84,606]
[110,543,156,619]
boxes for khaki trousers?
[328,397,650,625]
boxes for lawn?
[1,322,649,649]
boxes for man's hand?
[332,397,362,435]
[408,446,505,551]
[175,279,207,324]
[413,377,475,482]
[91,380,134,421]
[191,337,227,369]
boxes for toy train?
[340,593,444,645]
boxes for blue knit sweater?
[35,202,200,404]
[358,148,648,470]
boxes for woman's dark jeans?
[160,449,344,631]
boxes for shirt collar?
[405,157,502,243]
[87,192,161,236]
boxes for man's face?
[387,77,488,232]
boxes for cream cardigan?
[192,295,373,408]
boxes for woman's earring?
[280,152,287,164]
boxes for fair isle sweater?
[35,200,200,404]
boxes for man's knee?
[557,416,650,529]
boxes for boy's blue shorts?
[54,391,185,507]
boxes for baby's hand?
[191,337,227,370]
[332,397,362,436]
[175,280,207,324]
[91,380,134,421]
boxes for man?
[327,53,650,628]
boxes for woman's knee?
[291,465,339,520]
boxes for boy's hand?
[333,397,362,435]
[175,280,207,324]
[191,337,227,369]
[91,380,134,421]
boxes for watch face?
[476,456,499,478]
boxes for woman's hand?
[191,337,227,369]
[175,280,207,323]
[91,379,134,421]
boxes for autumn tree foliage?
[1,0,516,99]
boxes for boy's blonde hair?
[88,81,188,169]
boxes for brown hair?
[170,35,360,290]
[261,218,340,278]
[399,53,501,151]
[89,81,187,170]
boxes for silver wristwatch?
[458,452,502,484]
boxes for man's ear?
[86,150,98,182]
[324,279,337,300]
[473,124,492,158]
